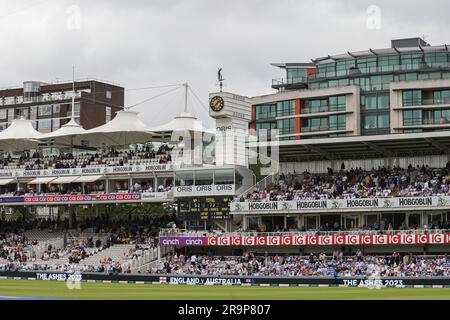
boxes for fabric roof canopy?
[73,175,104,183]
[0,118,43,151]
[39,119,87,147]
[79,110,154,147]
[49,176,81,184]
[28,177,57,184]
[150,112,215,142]
[0,178,15,186]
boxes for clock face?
[210,96,224,112]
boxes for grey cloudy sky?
[0,0,448,128]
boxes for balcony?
[302,105,346,114]
[271,76,308,89]
[311,63,449,81]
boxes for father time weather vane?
[217,68,225,92]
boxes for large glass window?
[317,62,336,77]
[357,57,376,72]
[378,55,400,72]
[378,114,390,128]
[424,52,448,67]
[255,104,276,120]
[401,53,424,69]
[403,110,422,126]
[175,171,194,186]
[286,68,307,83]
[403,90,422,106]
[256,122,277,137]
[362,115,377,129]
[336,59,356,76]
[433,90,450,104]
[276,100,295,117]
[194,170,213,185]
[0,109,6,120]
[277,118,296,135]
[329,114,346,131]
[303,117,329,132]
[214,169,234,185]
[361,95,389,110]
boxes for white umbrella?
[79,110,154,147]
[0,118,43,151]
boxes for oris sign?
[174,184,235,197]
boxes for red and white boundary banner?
[204,234,450,246]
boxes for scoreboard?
[179,196,233,221]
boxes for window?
[361,95,389,110]
[363,115,377,129]
[433,90,450,104]
[401,53,424,69]
[303,117,328,132]
[286,68,307,83]
[329,114,346,131]
[38,105,52,116]
[403,110,422,126]
[53,118,60,130]
[15,108,29,119]
[256,122,277,137]
[214,169,234,185]
[378,114,390,128]
[175,171,194,186]
[52,105,60,114]
[7,109,13,121]
[38,119,52,131]
[356,57,377,72]
[424,52,448,67]
[336,59,356,76]
[317,62,336,77]
[106,107,112,122]
[329,95,346,112]
[30,106,38,120]
[378,55,400,72]
[256,104,276,120]
[106,91,112,99]
[67,102,81,117]
[194,170,213,186]
[0,109,6,120]
[377,95,389,109]
[276,100,295,117]
[403,90,422,106]
[304,98,328,113]
[277,118,296,135]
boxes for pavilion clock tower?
[208,92,252,167]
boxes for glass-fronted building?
[250,37,450,140]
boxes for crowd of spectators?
[152,251,450,277]
[0,143,173,171]
[241,163,450,202]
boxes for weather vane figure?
[217,68,225,92]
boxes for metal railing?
[159,228,449,237]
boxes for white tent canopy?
[0,118,43,151]
[150,112,215,142]
[79,110,154,147]
[39,119,87,147]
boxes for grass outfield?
[0,279,449,300]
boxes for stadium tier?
[0,37,449,284]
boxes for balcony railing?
[311,63,449,81]
[403,97,450,107]
[302,106,346,114]
[272,76,308,87]
[159,228,449,237]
